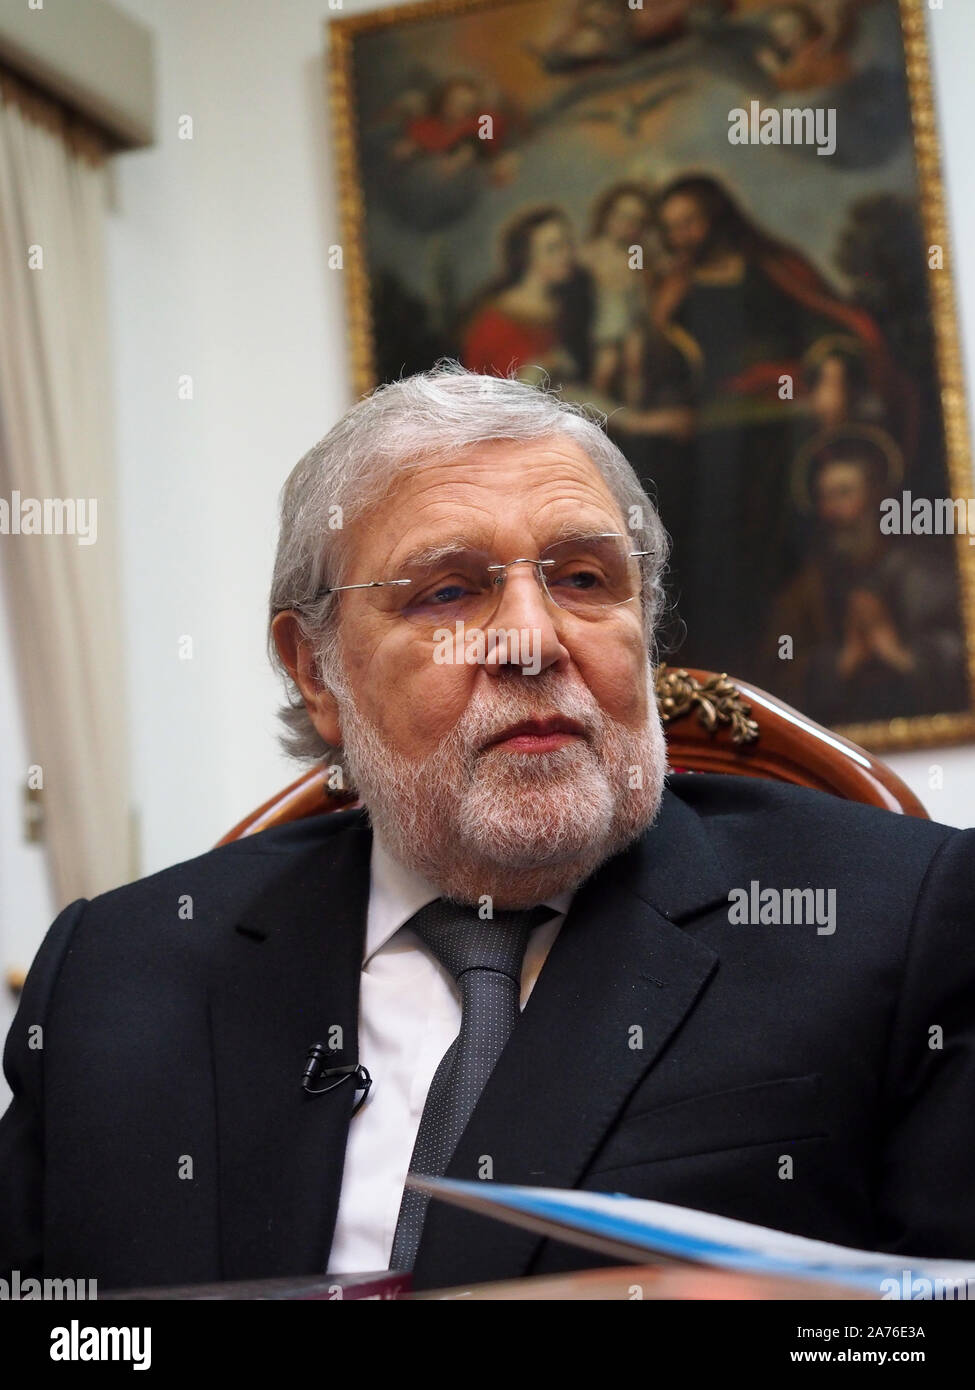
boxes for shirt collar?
[365,830,573,966]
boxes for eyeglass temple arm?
[320,578,413,594]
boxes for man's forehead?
[379,440,617,517]
[405,435,605,480]
[390,519,626,572]
[346,438,625,569]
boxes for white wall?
[98,0,975,884]
[106,0,357,876]
[893,3,975,826]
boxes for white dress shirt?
[326,833,574,1273]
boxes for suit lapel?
[206,782,734,1288]
[412,784,732,1289]
[208,812,372,1280]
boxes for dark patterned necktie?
[388,897,554,1272]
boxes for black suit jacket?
[2,773,974,1293]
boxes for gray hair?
[268,359,671,765]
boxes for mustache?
[446,671,606,758]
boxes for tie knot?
[405,898,553,986]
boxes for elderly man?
[1,362,974,1295]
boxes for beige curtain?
[0,71,131,906]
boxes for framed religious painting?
[327,0,975,751]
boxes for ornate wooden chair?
[218,666,928,844]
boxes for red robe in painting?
[461,305,559,377]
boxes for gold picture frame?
[327,0,975,752]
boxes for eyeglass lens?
[393,534,641,628]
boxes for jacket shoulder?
[77,806,370,920]
[664,771,955,862]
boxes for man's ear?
[271,611,342,748]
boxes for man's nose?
[482,562,570,677]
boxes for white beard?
[335,661,668,908]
